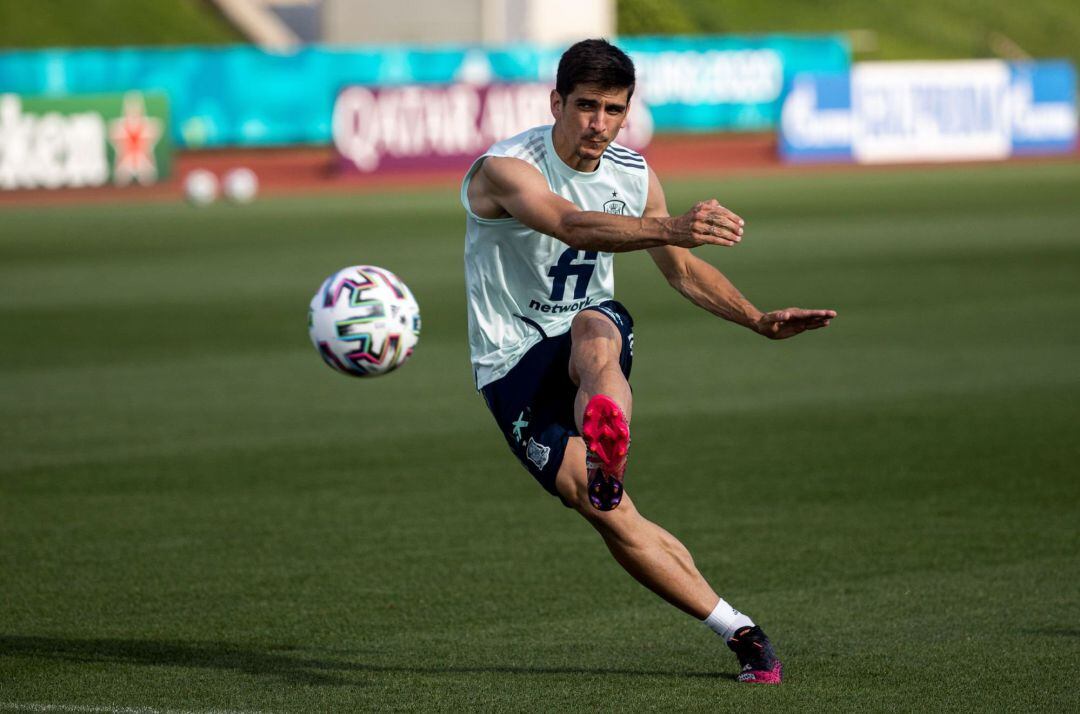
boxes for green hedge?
[0,0,241,49]
[618,0,1080,66]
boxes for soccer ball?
[308,265,420,378]
[223,167,258,203]
[183,169,218,206]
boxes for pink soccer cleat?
[581,394,630,511]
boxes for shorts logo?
[526,437,550,470]
[511,410,529,444]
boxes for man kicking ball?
[461,38,836,684]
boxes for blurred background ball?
[308,265,421,378]
[183,169,218,206]
[223,167,258,204]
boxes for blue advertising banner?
[0,36,848,148]
[622,35,850,132]
[780,60,1078,163]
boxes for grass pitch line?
[0,704,263,714]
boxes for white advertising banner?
[852,61,1012,163]
[780,60,1078,164]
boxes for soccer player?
[461,39,835,684]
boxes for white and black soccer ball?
[183,169,218,206]
[308,265,421,378]
[223,167,258,204]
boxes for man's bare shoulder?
[468,156,548,219]
[478,156,545,189]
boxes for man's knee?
[569,311,623,383]
[555,437,637,532]
[571,310,623,347]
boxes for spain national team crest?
[603,199,627,215]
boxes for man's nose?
[589,111,605,132]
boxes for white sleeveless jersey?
[462,125,650,389]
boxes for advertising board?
[0,91,171,190]
[780,60,1077,163]
[332,82,652,173]
[623,35,849,132]
[0,37,848,148]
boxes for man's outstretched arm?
[643,168,837,339]
[469,156,744,253]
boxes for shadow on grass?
[0,635,725,686]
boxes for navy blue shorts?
[480,300,634,499]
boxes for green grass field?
[2,162,1079,712]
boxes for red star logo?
[108,93,163,186]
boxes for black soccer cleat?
[726,625,783,684]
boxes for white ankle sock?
[702,598,755,641]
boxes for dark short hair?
[555,39,636,102]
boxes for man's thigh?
[480,333,578,499]
[574,300,634,381]
[479,301,635,502]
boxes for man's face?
[551,83,631,163]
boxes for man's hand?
[754,308,837,339]
[667,199,745,248]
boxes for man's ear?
[550,89,563,121]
